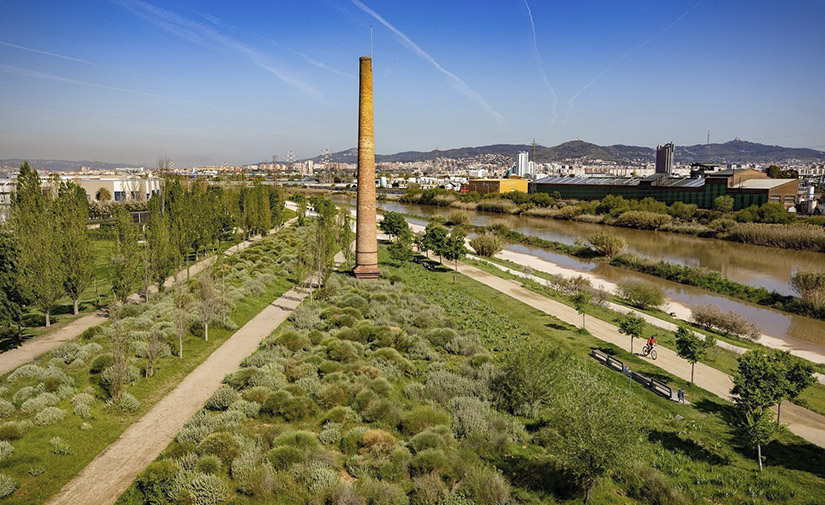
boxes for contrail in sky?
[564,0,702,122]
[272,42,355,79]
[349,0,505,126]
[112,0,321,100]
[0,103,197,134]
[524,0,557,124]
[0,63,242,112]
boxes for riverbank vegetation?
[119,250,825,505]
[398,187,825,252]
[0,225,307,505]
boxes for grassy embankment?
[116,249,825,505]
[465,254,825,418]
[0,224,304,505]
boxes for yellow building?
[466,178,528,194]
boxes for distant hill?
[300,139,825,165]
[0,159,145,173]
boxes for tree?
[615,279,665,310]
[554,368,639,503]
[387,237,413,264]
[379,211,412,242]
[336,209,354,268]
[193,269,229,342]
[0,229,27,336]
[730,350,797,471]
[95,187,112,202]
[442,231,468,275]
[572,291,592,330]
[310,196,339,287]
[422,222,449,263]
[674,326,716,384]
[713,195,734,213]
[588,231,626,259]
[775,351,815,424]
[146,195,175,292]
[494,343,561,417]
[106,308,130,401]
[172,285,194,359]
[294,194,308,226]
[618,313,645,354]
[110,206,141,304]
[55,181,93,314]
[739,406,776,472]
[11,162,64,327]
[765,165,781,178]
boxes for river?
[333,196,825,353]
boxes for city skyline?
[1,0,824,166]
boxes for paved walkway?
[0,220,295,376]
[46,261,324,505]
[457,261,825,448]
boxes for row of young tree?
[379,212,469,271]
[1,162,92,330]
[0,162,287,333]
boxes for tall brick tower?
[353,56,380,280]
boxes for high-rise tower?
[353,56,380,280]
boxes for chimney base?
[353,265,381,280]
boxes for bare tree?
[173,285,194,359]
[194,269,229,341]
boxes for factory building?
[466,178,529,194]
[533,167,798,210]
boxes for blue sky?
[1,0,824,166]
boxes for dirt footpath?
[457,262,825,449]
[45,283,310,505]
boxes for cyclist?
[645,334,657,354]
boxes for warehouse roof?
[534,175,705,188]
[738,178,798,189]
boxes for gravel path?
[45,280,311,505]
[0,220,295,377]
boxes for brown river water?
[334,197,825,351]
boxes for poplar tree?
[0,229,27,337]
[147,195,174,291]
[56,181,93,314]
[11,162,63,326]
[110,206,140,304]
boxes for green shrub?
[269,445,306,470]
[12,386,37,406]
[469,233,503,258]
[341,294,369,311]
[410,430,446,453]
[402,407,451,435]
[34,406,66,426]
[588,231,627,258]
[317,382,352,408]
[410,449,448,476]
[363,399,403,428]
[614,210,672,230]
[138,460,178,504]
[0,473,16,499]
[318,424,342,445]
[261,390,292,416]
[275,330,312,352]
[459,465,510,505]
[0,422,23,441]
[340,427,369,455]
[229,400,260,418]
[622,463,688,505]
[273,430,321,453]
[197,455,223,474]
[206,385,238,411]
[89,353,115,374]
[447,397,490,439]
[616,279,666,310]
[244,386,271,405]
[51,342,80,364]
[425,328,458,349]
[281,396,318,421]
[412,472,447,505]
[198,432,242,463]
[356,477,409,505]
[324,406,361,424]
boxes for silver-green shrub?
[0,400,14,418]
[119,393,141,413]
[21,393,60,414]
[73,403,92,419]
[0,473,16,499]
[229,400,260,418]
[51,342,80,364]
[447,397,491,439]
[12,386,36,406]
[0,441,13,461]
[187,472,229,505]
[34,407,66,426]
[206,386,238,411]
[7,364,44,382]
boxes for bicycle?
[641,343,657,360]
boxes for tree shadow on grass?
[648,429,729,465]
[493,452,578,501]
[544,321,568,331]
[0,327,27,352]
